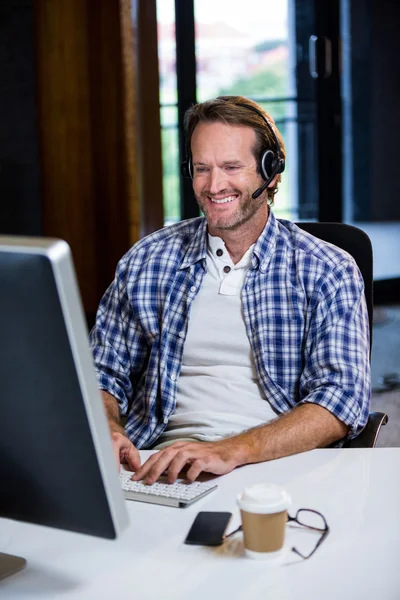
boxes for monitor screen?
[0,236,128,552]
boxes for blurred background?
[0,0,399,443]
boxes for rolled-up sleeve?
[299,259,371,440]
[89,257,147,416]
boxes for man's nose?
[208,167,229,195]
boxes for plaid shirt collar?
[252,209,278,273]
[179,217,208,270]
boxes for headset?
[180,101,285,200]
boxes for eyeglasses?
[287,508,329,560]
[225,508,329,560]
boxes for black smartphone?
[184,511,232,546]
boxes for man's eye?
[195,167,208,174]
[225,166,239,171]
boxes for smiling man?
[90,96,370,483]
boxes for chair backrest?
[296,222,373,352]
[296,223,387,448]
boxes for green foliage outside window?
[162,128,180,223]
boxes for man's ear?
[267,174,280,188]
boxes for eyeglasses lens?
[296,509,327,531]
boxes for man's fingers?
[185,458,205,482]
[131,443,192,482]
[131,452,164,481]
[136,447,190,484]
[166,452,196,483]
[145,447,199,484]
[130,442,218,484]
[143,451,182,484]
[112,435,125,470]
[123,445,141,472]
[111,431,140,472]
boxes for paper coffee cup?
[237,483,291,560]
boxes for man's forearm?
[101,390,126,436]
[225,403,349,467]
[133,402,350,484]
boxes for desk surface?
[1,448,400,600]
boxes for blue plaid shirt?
[90,211,371,448]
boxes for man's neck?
[209,209,269,264]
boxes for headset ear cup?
[180,160,189,178]
[260,149,277,180]
[180,157,193,179]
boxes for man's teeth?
[210,196,236,204]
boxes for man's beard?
[195,188,265,231]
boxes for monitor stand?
[0,552,26,581]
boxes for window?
[156,0,329,225]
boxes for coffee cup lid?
[237,483,291,514]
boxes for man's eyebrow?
[192,160,244,166]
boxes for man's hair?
[183,95,286,204]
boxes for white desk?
[1,448,400,600]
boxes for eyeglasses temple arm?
[224,525,243,539]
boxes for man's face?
[190,121,268,235]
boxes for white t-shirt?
[154,234,278,449]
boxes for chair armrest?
[343,412,388,448]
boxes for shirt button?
[178,331,185,338]
[223,265,231,274]
[190,286,196,293]
[170,373,176,381]
[216,249,223,257]
[163,416,169,424]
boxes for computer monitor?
[0,236,128,580]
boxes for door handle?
[309,35,332,79]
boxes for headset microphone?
[252,174,275,200]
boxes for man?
[90,95,370,484]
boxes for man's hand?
[131,438,242,484]
[101,391,141,472]
[111,431,141,472]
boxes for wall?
[370,0,400,221]
[0,0,42,235]
[347,0,400,222]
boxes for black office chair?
[296,222,388,448]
